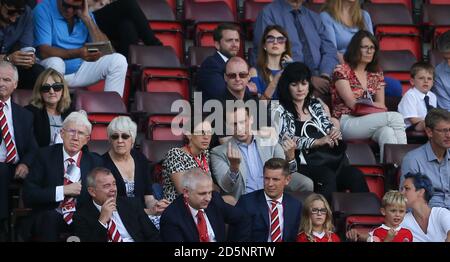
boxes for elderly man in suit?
[73,167,160,242]
[211,106,313,200]
[160,168,250,242]
[234,158,302,242]
[0,61,38,240]
[23,110,103,241]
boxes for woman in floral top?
[162,117,213,203]
[331,30,406,161]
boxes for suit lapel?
[257,191,270,229]
[179,198,200,241]
[55,145,65,185]
[116,198,136,239]
[11,103,22,152]
[282,196,291,238]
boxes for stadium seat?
[346,143,385,200]
[133,91,186,141]
[87,140,110,155]
[137,0,185,62]
[332,192,383,238]
[11,89,32,107]
[422,4,450,48]
[193,0,238,21]
[383,143,421,189]
[140,139,185,164]
[187,46,216,88]
[243,0,269,40]
[379,50,417,94]
[128,45,190,100]
[426,0,450,4]
[303,2,322,13]
[369,0,414,13]
[81,74,132,107]
[74,91,128,140]
[364,3,422,60]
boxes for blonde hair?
[30,68,71,113]
[381,190,407,208]
[321,0,367,30]
[298,193,335,242]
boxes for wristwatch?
[3,55,10,62]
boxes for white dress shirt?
[55,148,81,202]
[398,87,437,128]
[217,51,229,63]
[93,200,134,242]
[0,98,19,164]
[264,193,284,242]
[188,204,217,242]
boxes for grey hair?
[0,61,19,82]
[107,116,137,142]
[182,168,212,190]
[437,30,450,53]
[63,110,92,134]
[87,167,113,188]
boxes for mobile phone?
[87,48,99,53]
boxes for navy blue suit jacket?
[23,144,103,211]
[235,190,302,242]
[160,191,251,242]
[196,52,226,102]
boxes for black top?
[101,149,153,205]
[25,104,73,147]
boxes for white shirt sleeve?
[398,91,420,119]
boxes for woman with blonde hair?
[25,68,73,147]
[297,193,340,242]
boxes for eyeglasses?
[110,133,131,140]
[192,130,213,136]
[265,35,287,44]
[360,45,376,52]
[311,208,328,215]
[63,128,89,138]
[433,128,450,134]
[40,83,64,93]
[61,0,83,10]
[226,72,249,79]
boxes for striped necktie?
[0,101,17,163]
[107,218,123,242]
[61,158,76,225]
[270,200,282,242]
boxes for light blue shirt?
[401,142,450,209]
[236,138,264,194]
[432,61,450,111]
[33,0,95,74]
[320,10,373,54]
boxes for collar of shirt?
[217,51,229,63]
[280,0,305,15]
[312,231,326,239]
[411,87,431,99]
[235,135,256,148]
[62,147,81,166]
[380,224,402,232]
[264,192,283,207]
[187,203,206,220]
[425,141,450,162]
[1,97,12,110]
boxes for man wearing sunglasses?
[33,0,127,97]
[0,61,38,240]
[253,0,338,96]
[0,0,45,90]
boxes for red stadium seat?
[87,140,110,155]
[346,143,385,200]
[379,50,417,94]
[383,143,422,189]
[82,72,132,107]
[74,91,128,140]
[422,4,450,48]
[193,0,238,21]
[365,3,422,60]
[369,0,413,12]
[140,139,185,163]
[426,0,450,4]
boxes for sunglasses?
[110,133,131,140]
[61,0,83,10]
[3,4,25,16]
[265,35,287,44]
[226,72,249,79]
[40,83,64,93]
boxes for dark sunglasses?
[226,72,249,79]
[111,133,131,140]
[265,35,287,44]
[61,0,83,10]
[3,4,25,16]
[40,83,64,93]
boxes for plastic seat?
[187,46,216,88]
[137,0,185,62]
[422,4,450,48]
[11,89,32,107]
[132,91,186,141]
[426,0,450,4]
[383,143,422,189]
[331,192,382,237]
[128,45,190,100]
[193,0,238,21]
[379,50,417,94]
[346,143,385,200]
[369,0,413,13]
[80,75,132,107]
[74,91,128,140]
[364,3,422,60]
[303,2,322,13]
[87,140,110,155]
[140,139,185,164]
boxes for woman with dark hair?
[401,173,450,242]
[331,30,406,160]
[249,25,293,100]
[25,68,73,147]
[271,62,368,201]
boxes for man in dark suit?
[73,167,160,242]
[196,23,240,102]
[23,110,103,241]
[0,61,38,239]
[235,158,302,242]
[160,168,250,242]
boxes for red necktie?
[61,158,76,225]
[270,200,282,242]
[0,101,17,163]
[197,210,210,242]
[107,219,123,242]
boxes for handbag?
[351,90,387,116]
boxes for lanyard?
[185,146,209,173]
